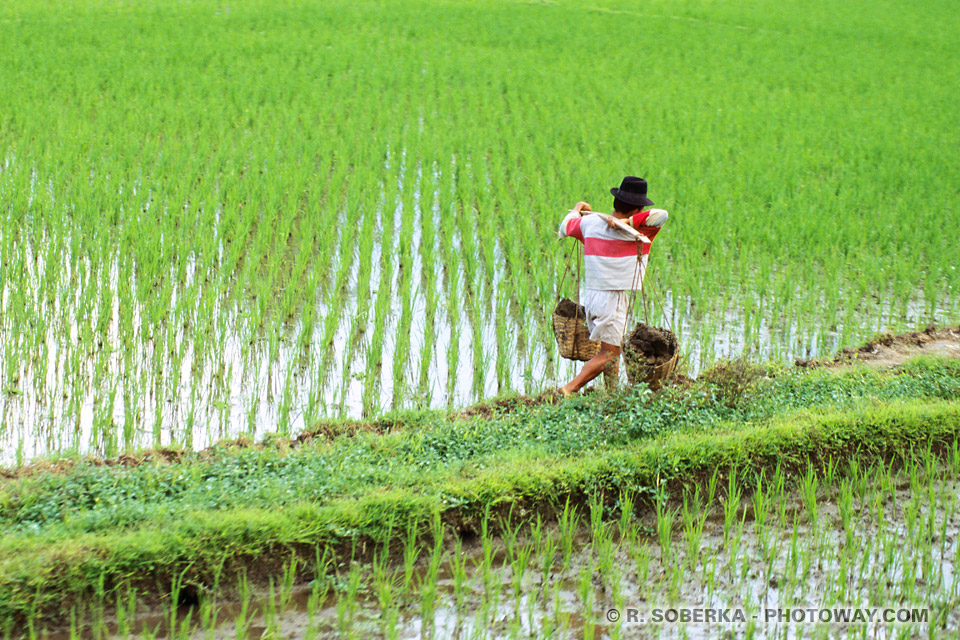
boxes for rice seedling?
[419,512,445,636]
[655,489,678,564]
[800,465,820,526]
[558,501,578,572]
[722,468,743,544]
[336,563,362,638]
[681,490,706,573]
[448,536,469,621]
[402,519,421,599]
[8,439,955,638]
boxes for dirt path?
[797,325,960,370]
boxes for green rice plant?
[419,511,445,636]
[594,530,618,597]
[279,555,298,612]
[402,519,421,598]
[477,514,496,598]
[2,0,957,464]
[233,573,253,640]
[800,465,820,526]
[510,536,533,610]
[197,591,219,640]
[681,492,705,573]
[706,469,720,509]
[449,536,468,622]
[113,583,137,639]
[616,490,636,544]
[703,551,719,600]
[655,493,678,564]
[722,468,743,544]
[577,565,595,640]
[558,500,578,571]
[588,494,607,545]
[822,457,838,488]
[536,527,556,602]
[837,477,855,549]
[305,579,325,640]
[750,473,768,531]
[167,572,191,640]
[261,579,280,639]
[336,563,362,638]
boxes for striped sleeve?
[558,212,584,241]
[631,209,668,229]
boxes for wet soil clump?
[795,324,960,369]
[623,323,678,365]
[554,298,586,318]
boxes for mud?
[796,324,960,369]
[459,391,559,418]
[554,298,586,319]
[623,323,679,366]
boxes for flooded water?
[2,251,953,468]
[1,154,957,465]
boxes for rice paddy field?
[2,0,960,636]
[1,0,959,463]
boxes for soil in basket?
[555,298,587,318]
[624,323,678,365]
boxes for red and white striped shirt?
[558,209,668,291]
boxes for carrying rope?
[623,234,670,345]
[622,239,647,345]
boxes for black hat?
[610,176,654,208]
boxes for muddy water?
[96,477,956,640]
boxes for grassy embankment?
[1,355,960,629]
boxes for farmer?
[557,176,668,396]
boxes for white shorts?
[583,289,629,345]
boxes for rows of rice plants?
[1,0,959,463]
[17,445,958,638]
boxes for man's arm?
[631,208,668,230]
[558,201,591,241]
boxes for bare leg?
[602,354,619,390]
[561,342,621,396]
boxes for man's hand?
[573,201,592,216]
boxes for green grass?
[1,0,959,462]
[1,356,959,628]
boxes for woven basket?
[552,299,600,361]
[624,350,679,389]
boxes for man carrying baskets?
[557,176,668,396]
